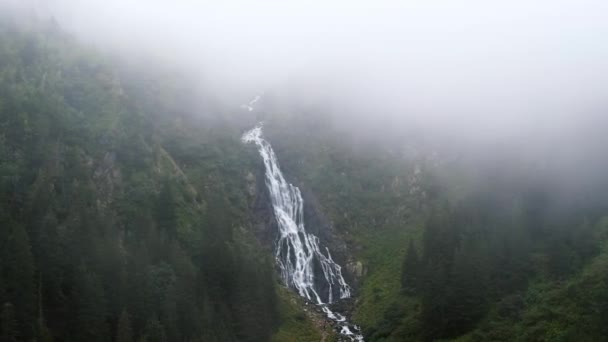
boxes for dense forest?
[2,7,608,342]
[261,107,608,341]
[0,16,293,342]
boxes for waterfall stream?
[242,120,364,341]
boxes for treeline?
[0,16,279,342]
[388,173,608,341]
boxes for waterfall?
[242,120,364,342]
[240,95,261,112]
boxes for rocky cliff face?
[246,163,278,250]
[300,186,364,287]
[245,160,361,289]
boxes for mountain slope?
[0,16,324,342]
[257,103,608,342]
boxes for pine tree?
[116,310,134,342]
[444,246,486,336]
[161,284,178,342]
[167,242,200,340]
[420,260,449,341]
[144,317,166,342]
[1,302,17,342]
[0,249,5,306]
[155,179,177,238]
[127,246,153,335]
[401,239,420,293]
[1,224,36,340]
[422,204,459,268]
[72,267,108,342]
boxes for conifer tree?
[144,317,166,342]
[116,310,134,342]
[72,267,108,342]
[155,179,177,238]
[1,225,36,339]
[401,239,421,293]
[1,302,17,342]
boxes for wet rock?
[346,261,365,279]
[248,165,277,249]
[245,171,256,196]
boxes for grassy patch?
[353,222,422,330]
[272,287,328,342]
[463,221,608,341]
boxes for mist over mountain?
[1,1,608,341]
[7,0,607,140]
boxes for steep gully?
[241,98,364,341]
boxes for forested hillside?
[3,7,608,342]
[0,16,301,342]
[260,105,608,341]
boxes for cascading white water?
[240,95,261,112]
[242,125,352,303]
[242,117,364,341]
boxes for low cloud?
[4,0,608,156]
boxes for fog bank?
[3,0,608,145]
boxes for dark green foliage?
[257,105,608,341]
[401,240,420,293]
[116,310,134,342]
[0,303,17,342]
[70,267,108,342]
[5,10,608,342]
[155,179,177,238]
[367,176,606,341]
[143,317,166,342]
[443,245,486,335]
[0,224,36,340]
[0,17,280,342]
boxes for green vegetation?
[2,10,608,342]
[263,112,608,341]
[271,287,336,342]
[353,226,416,330]
[0,16,293,342]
